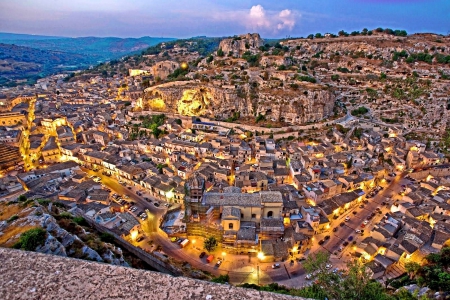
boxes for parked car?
[345,216,350,222]
[306,274,312,280]
[352,211,357,215]
[215,259,222,267]
[170,237,178,242]
[338,246,343,252]
[272,263,281,269]
[340,222,345,227]
[355,229,361,234]
[333,227,338,232]
[136,236,144,242]
[324,235,330,240]
[199,252,206,259]
[325,263,332,270]
[154,202,160,207]
[343,241,349,246]
[364,220,369,225]
[318,240,325,245]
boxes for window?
[228,223,233,230]
[251,214,256,219]
[267,211,273,218]
[241,214,244,219]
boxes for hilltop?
[79,29,450,134]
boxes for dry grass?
[0,203,24,222]
[0,224,36,247]
[0,203,38,246]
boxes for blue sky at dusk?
[0,0,448,38]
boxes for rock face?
[218,33,264,55]
[143,81,335,125]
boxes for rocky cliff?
[0,203,129,267]
[218,33,264,55]
[143,81,336,125]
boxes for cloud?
[277,9,296,30]
[238,5,299,33]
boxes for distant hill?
[0,33,176,61]
[0,32,176,86]
[0,43,92,86]
[0,32,66,41]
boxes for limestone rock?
[219,33,264,56]
[143,81,335,124]
[81,245,103,262]
[36,234,67,257]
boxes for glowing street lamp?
[222,251,226,261]
[257,252,264,260]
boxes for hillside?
[0,43,92,86]
[0,33,176,61]
[83,29,450,133]
[0,32,176,87]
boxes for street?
[82,167,410,287]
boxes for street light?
[257,252,264,261]
[222,251,226,261]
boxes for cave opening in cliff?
[177,88,212,116]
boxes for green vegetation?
[331,74,340,81]
[99,233,116,244]
[255,113,266,123]
[337,67,350,73]
[13,228,47,251]
[203,236,218,252]
[7,215,19,223]
[351,106,369,116]
[392,50,409,61]
[137,114,166,139]
[156,163,168,173]
[226,111,240,122]
[242,51,260,67]
[211,274,229,283]
[18,195,27,202]
[296,75,317,83]
[167,67,189,80]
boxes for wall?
[83,216,182,276]
[0,248,308,300]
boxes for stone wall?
[0,248,308,300]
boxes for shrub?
[15,228,47,251]
[7,215,19,223]
[73,217,88,226]
[211,274,229,283]
[100,233,115,244]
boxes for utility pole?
[257,264,260,285]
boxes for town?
[0,30,449,296]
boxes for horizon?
[0,1,449,39]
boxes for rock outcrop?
[218,33,264,56]
[143,81,335,125]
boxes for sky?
[0,0,449,38]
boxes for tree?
[18,195,27,202]
[203,236,218,252]
[217,47,224,57]
[305,255,393,300]
[405,262,421,279]
[303,251,330,274]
